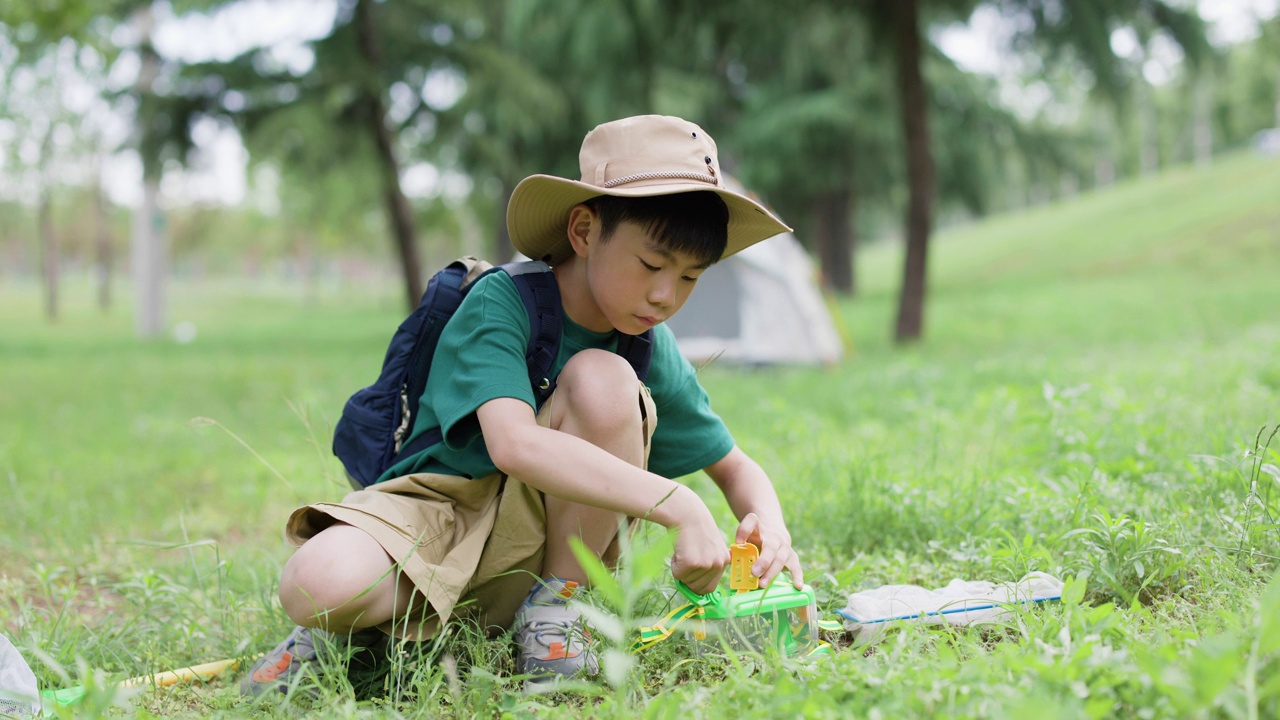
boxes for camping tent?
[666,227,844,366]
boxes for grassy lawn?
[2,151,1279,718]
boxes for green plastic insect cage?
[648,542,825,657]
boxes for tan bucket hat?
[507,115,791,265]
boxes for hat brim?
[507,174,792,266]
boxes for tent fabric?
[666,229,844,365]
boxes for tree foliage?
[7,0,1275,341]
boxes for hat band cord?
[601,171,718,189]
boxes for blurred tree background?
[0,0,1276,341]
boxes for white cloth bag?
[0,633,39,718]
[838,571,1065,643]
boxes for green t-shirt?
[378,271,734,482]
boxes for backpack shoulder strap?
[386,257,492,466]
[400,257,490,434]
[504,259,653,390]
[500,260,562,408]
[616,329,655,383]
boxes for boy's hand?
[670,500,731,595]
[735,513,803,589]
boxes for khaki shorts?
[284,384,657,640]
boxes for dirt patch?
[1,567,127,638]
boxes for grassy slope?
[1,152,1278,718]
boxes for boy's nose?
[648,278,675,308]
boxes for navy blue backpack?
[333,257,654,490]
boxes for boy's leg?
[278,523,424,633]
[514,349,648,682]
[241,524,421,697]
[541,349,647,583]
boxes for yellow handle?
[729,542,760,593]
[121,657,244,688]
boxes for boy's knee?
[278,526,388,623]
[556,349,642,431]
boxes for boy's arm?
[704,446,804,589]
[476,397,731,593]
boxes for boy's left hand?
[734,512,803,589]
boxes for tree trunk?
[1094,109,1116,187]
[132,180,166,336]
[1193,72,1212,168]
[355,0,424,309]
[295,232,317,307]
[132,4,165,338]
[94,172,112,311]
[889,0,934,343]
[39,185,58,322]
[619,0,656,109]
[1274,65,1280,129]
[811,187,855,295]
[1136,69,1159,176]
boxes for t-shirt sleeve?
[427,272,535,449]
[644,324,736,479]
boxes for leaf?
[1257,569,1280,656]
[1187,454,1226,465]
[1185,633,1245,705]
[568,537,624,608]
[1133,560,1145,579]
[1259,667,1280,699]
[627,530,676,596]
[831,562,866,590]
[1042,382,1056,403]
[1260,464,1280,483]
[573,603,625,644]
[1062,571,1089,607]
[601,649,635,689]
[1060,527,1102,542]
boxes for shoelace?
[524,619,586,648]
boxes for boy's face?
[581,218,711,335]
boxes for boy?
[242,115,804,694]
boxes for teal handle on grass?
[41,685,86,708]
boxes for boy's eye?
[640,259,660,272]
[681,275,700,283]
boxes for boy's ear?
[566,204,597,258]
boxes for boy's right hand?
[670,500,731,595]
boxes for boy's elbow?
[486,424,539,478]
[477,398,542,477]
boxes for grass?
[1,151,1279,718]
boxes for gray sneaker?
[240,625,389,697]
[511,579,598,682]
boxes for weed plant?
[2,152,1279,717]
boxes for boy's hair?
[584,191,729,267]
